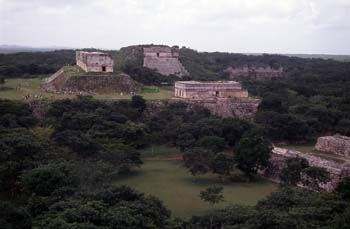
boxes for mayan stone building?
[225,66,283,80]
[174,81,248,99]
[143,46,188,76]
[315,135,350,158]
[76,51,114,73]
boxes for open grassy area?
[0,78,173,100]
[113,160,278,218]
[275,143,315,153]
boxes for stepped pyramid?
[143,46,188,76]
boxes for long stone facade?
[315,135,350,158]
[225,66,283,80]
[262,147,350,191]
[174,81,248,99]
[76,51,114,73]
[143,46,188,76]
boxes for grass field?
[275,143,315,153]
[113,150,278,218]
[0,78,173,100]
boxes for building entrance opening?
[215,91,219,96]
[102,66,106,72]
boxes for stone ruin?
[225,65,283,80]
[76,51,114,73]
[174,81,248,99]
[171,80,259,120]
[41,69,140,95]
[143,46,189,76]
[41,51,140,95]
[262,146,350,191]
[315,135,350,158]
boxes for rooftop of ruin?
[77,51,112,57]
[144,47,172,53]
[175,81,241,86]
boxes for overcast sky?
[1,0,350,54]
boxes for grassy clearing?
[113,160,278,218]
[140,145,181,158]
[0,78,173,100]
[275,143,315,153]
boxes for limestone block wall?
[143,57,188,76]
[225,66,284,80]
[261,147,350,191]
[146,98,260,120]
[62,74,140,94]
[76,51,114,73]
[40,69,68,93]
[315,135,350,158]
[174,81,249,99]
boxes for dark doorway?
[102,66,106,72]
[157,53,160,57]
[215,91,219,96]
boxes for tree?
[210,153,235,177]
[234,128,272,179]
[21,162,78,196]
[302,166,331,192]
[0,201,32,229]
[176,133,196,151]
[183,148,212,176]
[196,136,227,153]
[200,186,224,229]
[336,177,350,200]
[131,95,146,112]
[280,157,309,186]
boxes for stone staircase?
[143,57,189,76]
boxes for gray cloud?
[0,0,349,54]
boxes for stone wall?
[315,135,350,158]
[76,51,114,73]
[62,74,140,94]
[225,66,283,80]
[147,97,260,120]
[174,81,248,99]
[143,46,189,76]
[261,147,350,191]
[41,69,140,95]
[40,69,68,93]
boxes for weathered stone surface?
[62,74,140,94]
[40,69,68,93]
[261,147,350,191]
[76,51,113,73]
[143,46,188,76]
[41,68,140,95]
[146,97,260,120]
[225,66,283,80]
[315,135,350,158]
[174,81,248,99]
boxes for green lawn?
[140,145,181,158]
[0,78,173,100]
[275,143,315,153]
[113,160,278,218]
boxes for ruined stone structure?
[261,147,350,191]
[76,51,114,73]
[315,135,350,158]
[146,97,260,120]
[41,67,140,94]
[143,46,188,76]
[174,81,248,99]
[225,66,283,80]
